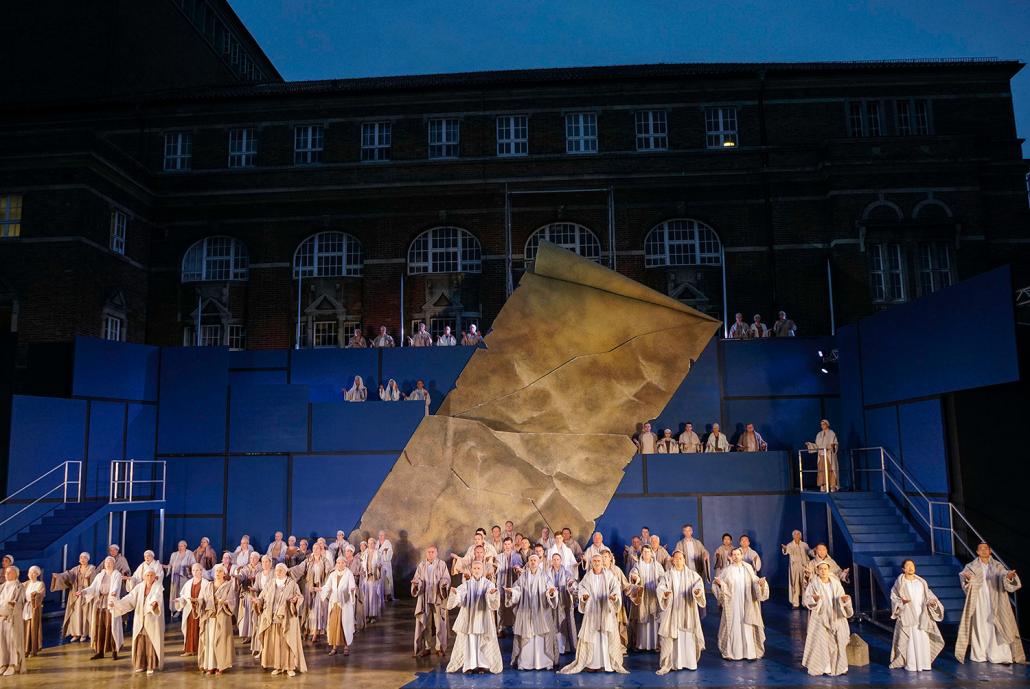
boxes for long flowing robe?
[740,546,762,573]
[628,559,665,650]
[655,566,706,673]
[608,565,632,651]
[955,559,1025,664]
[360,548,384,619]
[292,553,332,633]
[127,560,164,591]
[22,580,44,656]
[889,574,944,671]
[344,382,367,402]
[345,557,366,632]
[674,537,710,582]
[815,429,839,490]
[582,544,607,571]
[377,539,394,599]
[736,430,767,452]
[445,577,502,673]
[805,555,847,583]
[50,563,94,638]
[249,569,275,655]
[199,580,236,671]
[194,544,216,571]
[411,330,433,347]
[266,540,288,564]
[321,568,357,648]
[559,569,628,674]
[636,431,657,454]
[0,581,26,673]
[782,540,811,606]
[712,562,769,660]
[678,430,701,453]
[705,432,729,452]
[801,575,853,676]
[174,577,211,653]
[495,551,523,629]
[656,438,679,453]
[112,580,165,671]
[166,549,197,606]
[256,578,307,673]
[508,568,559,670]
[412,559,450,655]
[713,545,734,579]
[229,562,257,638]
[546,564,578,655]
[81,569,124,653]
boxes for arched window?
[181,236,249,282]
[407,226,481,274]
[644,219,722,267]
[293,231,363,278]
[524,222,601,267]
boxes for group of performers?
[0,522,1022,678]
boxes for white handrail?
[109,460,167,505]
[0,461,79,506]
[0,460,82,534]
[797,448,831,493]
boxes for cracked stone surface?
[352,241,720,553]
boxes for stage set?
[1,244,1026,688]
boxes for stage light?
[817,350,824,358]
[818,349,838,375]
[723,141,736,147]
[820,367,829,374]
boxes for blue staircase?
[1,500,108,564]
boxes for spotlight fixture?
[818,349,839,375]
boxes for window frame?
[524,222,602,268]
[407,226,482,275]
[293,231,363,278]
[846,100,885,138]
[199,323,223,347]
[102,314,123,342]
[704,107,738,149]
[228,127,257,168]
[643,219,722,267]
[564,112,598,154]
[181,236,250,283]
[496,115,529,157]
[360,121,392,162]
[869,242,906,304]
[312,320,339,348]
[635,110,668,151]
[227,323,246,351]
[109,209,127,254]
[427,118,460,159]
[163,131,193,172]
[293,124,325,165]
[917,242,953,296]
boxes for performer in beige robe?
[111,568,164,675]
[805,543,849,583]
[22,566,44,658]
[750,314,769,338]
[80,556,124,660]
[360,538,384,623]
[736,423,768,452]
[635,422,657,454]
[378,379,402,401]
[781,530,811,607]
[344,375,368,402]
[105,544,131,577]
[711,548,769,660]
[232,551,261,642]
[446,561,502,674]
[321,557,357,656]
[678,423,702,453]
[560,554,628,674]
[461,324,483,346]
[560,528,583,568]
[655,551,706,674]
[128,549,164,589]
[173,563,211,656]
[601,550,631,653]
[377,531,395,602]
[232,535,255,568]
[166,540,196,618]
[194,537,217,571]
[814,419,839,491]
[342,546,366,633]
[249,556,276,657]
[729,312,751,339]
[581,532,607,572]
[371,325,395,348]
[544,553,578,655]
[656,429,680,453]
[256,563,307,676]
[738,535,762,573]
[412,546,451,657]
[292,542,332,641]
[346,327,367,348]
[506,554,560,670]
[705,423,730,452]
[267,532,288,564]
[713,533,735,579]
[648,535,671,569]
[955,543,1025,665]
[407,380,431,414]
[0,567,26,676]
[451,533,497,576]
[628,546,665,650]
[50,552,94,642]
[410,322,434,347]
[674,525,710,582]
[623,537,642,576]
[801,563,853,676]
[436,326,457,346]
[889,559,945,671]
[199,565,236,674]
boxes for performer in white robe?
[814,419,839,491]
[582,532,607,571]
[506,554,559,669]
[371,325,395,348]
[461,324,483,346]
[321,557,357,656]
[378,379,402,401]
[111,568,164,675]
[801,563,853,676]
[0,567,26,676]
[889,559,945,671]
[256,563,307,676]
[781,530,811,607]
[50,552,94,642]
[436,326,457,346]
[735,423,768,452]
[635,422,657,454]
[360,538,384,623]
[547,533,577,574]
[377,531,395,602]
[22,565,45,658]
[166,540,196,617]
[712,548,769,660]
[628,546,665,650]
[344,375,367,402]
[232,535,255,568]
[446,561,502,674]
[80,556,124,660]
[678,423,702,453]
[955,543,1025,664]
[292,542,332,641]
[267,532,288,563]
[411,546,450,657]
[546,553,578,655]
[655,551,706,674]
[729,312,751,339]
[559,554,628,674]
[128,550,164,589]
[407,380,431,412]
[673,524,710,582]
[601,550,631,654]
[705,423,730,452]
[656,428,680,453]
[173,563,211,656]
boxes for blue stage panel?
[645,451,791,494]
[229,349,288,370]
[229,384,309,453]
[723,397,823,453]
[614,456,644,494]
[163,457,224,515]
[7,395,87,490]
[227,456,286,549]
[86,401,125,497]
[157,347,229,455]
[722,337,838,398]
[310,402,423,452]
[125,403,156,460]
[863,405,900,469]
[654,338,720,434]
[165,517,225,554]
[835,325,866,451]
[898,398,948,494]
[700,494,801,586]
[290,453,398,539]
[72,336,159,402]
[289,348,377,403]
[229,370,288,387]
[381,346,476,414]
[595,496,700,562]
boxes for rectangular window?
[228,127,257,168]
[918,242,952,295]
[565,112,598,154]
[866,101,882,137]
[869,243,905,303]
[496,115,528,156]
[102,315,123,342]
[1,194,23,238]
[361,122,392,161]
[163,132,192,171]
[846,101,884,137]
[913,100,930,135]
[429,318,456,339]
[848,102,865,137]
[109,209,127,254]
[312,320,338,348]
[704,107,738,148]
[635,110,668,151]
[200,324,222,347]
[895,100,912,136]
[428,118,460,159]
[294,125,324,165]
[227,324,246,351]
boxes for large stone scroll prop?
[352,241,720,554]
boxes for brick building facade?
[2,1,1028,375]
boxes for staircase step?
[833,493,889,502]
[837,507,899,517]
[846,524,910,534]
[874,554,959,567]
[852,533,921,544]
[853,543,919,554]
[839,515,905,525]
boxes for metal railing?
[110,460,167,504]
[797,447,835,492]
[0,461,82,536]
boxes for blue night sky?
[230,1,1029,155]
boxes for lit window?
[163,132,192,171]
[644,219,722,267]
[181,236,249,282]
[408,226,481,274]
[361,122,392,162]
[110,209,127,254]
[312,320,338,348]
[0,194,23,238]
[918,243,952,295]
[428,118,460,159]
[496,115,528,156]
[228,127,257,167]
[294,125,324,165]
[227,324,246,351]
[293,231,363,278]
[524,222,601,269]
[103,315,123,342]
[565,112,598,154]
[635,110,668,151]
[705,107,737,149]
[869,243,905,303]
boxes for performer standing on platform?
[729,313,751,339]
[199,564,236,675]
[628,545,665,651]
[0,566,26,676]
[436,326,457,346]
[814,420,839,491]
[705,423,729,452]
[50,552,94,643]
[372,325,395,348]
[559,554,628,674]
[377,531,395,602]
[166,541,196,617]
[674,524,710,581]
[174,563,210,657]
[678,422,701,453]
[712,548,769,660]
[781,530,811,608]
[407,380,431,412]
[321,556,357,657]
[955,543,1024,665]
[446,560,502,674]
[81,556,123,660]
[410,322,433,347]
[412,546,450,657]
[655,550,706,674]
[22,565,44,658]
[256,563,306,677]
[506,553,559,670]
[346,327,367,348]
[736,423,768,452]
[656,429,679,453]
[344,376,367,402]
[112,567,164,675]
[889,559,944,672]
[634,422,657,454]
[801,562,852,676]
[461,324,483,346]
[378,379,403,401]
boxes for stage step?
[0,501,107,557]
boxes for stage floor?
[17,596,1030,689]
